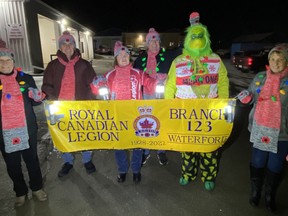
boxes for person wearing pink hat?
[42,31,97,178]
[134,27,179,166]
[92,41,158,183]
[237,43,288,213]
[0,47,47,207]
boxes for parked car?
[131,47,141,56]
[128,46,146,57]
[232,49,269,73]
[95,45,112,55]
[126,45,133,52]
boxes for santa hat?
[58,31,76,47]
[268,43,288,61]
[189,12,200,26]
[145,28,160,44]
[114,41,130,57]
[0,47,15,60]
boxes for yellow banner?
[44,99,236,153]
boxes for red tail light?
[248,57,253,66]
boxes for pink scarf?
[251,67,288,153]
[0,69,29,153]
[254,68,288,128]
[58,55,79,100]
[112,64,132,100]
[146,50,158,78]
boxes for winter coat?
[247,71,288,141]
[133,48,179,97]
[42,49,96,100]
[133,48,180,76]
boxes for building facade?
[0,0,94,74]
[94,28,184,56]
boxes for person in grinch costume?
[164,12,229,190]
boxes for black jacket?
[133,48,180,74]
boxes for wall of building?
[123,32,183,49]
[93,29,184,56]
[0,0,32,72]
[93,36,122,55]
[0,0,94,74]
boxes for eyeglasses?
[0,59,13,64]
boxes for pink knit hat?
[189,12,200,26]
[58,31,76,47]
[145,28,160,44]
[0,47,15,60]
[0,39,6,48]
[114,41,130,57]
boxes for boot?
[265,169,281,213]
[249,164,265,206]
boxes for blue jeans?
[143,149,165,155]
[143,93,155,100]
[251,141,288,173]
[62,151,93,165]
[115,149,142,173]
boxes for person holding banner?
[41,31,97,178]
[91,41,158,183]
[0,47,47,207]
[164,12,229,191]
[133,28,180,166]
[237,43,288,213]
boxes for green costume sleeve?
[217,60,229,98]
[164,60,177,99]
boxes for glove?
[236,90,252,104]
[92,75,107,86]
[156,73,167,82]
[28,87,46,102]
[90,75,108,95]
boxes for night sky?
[41,0,288,47]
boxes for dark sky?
[41,0,287,45]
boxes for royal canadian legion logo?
[133,106,160,137]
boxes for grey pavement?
[0,58,288,216]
